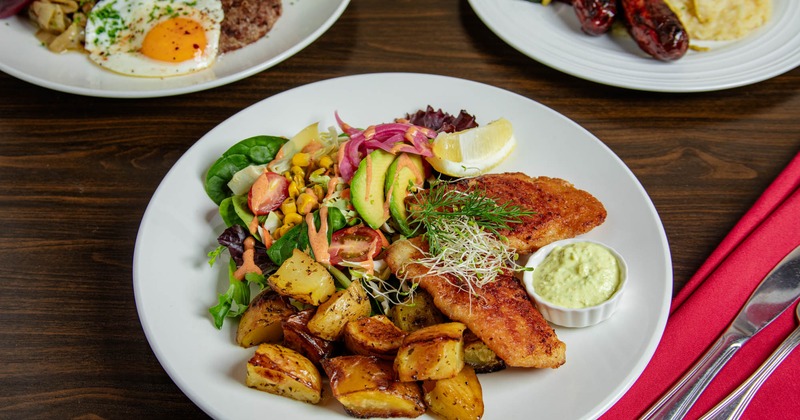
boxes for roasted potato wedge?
[463,329,506,374]
[343,315,408,360]
[281,309,338,366]
[422,365,484,420]
[394,322,466,382]
[236,289,296,348]
[246,343,322,404]
[322,355,425,418]
[267,248,335,305]
[307,279,371,341]
[388,289,446,332]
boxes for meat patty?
[453,173,607,254]
[219,0,282,53]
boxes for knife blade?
[642,244,800,420]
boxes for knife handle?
[642,330,747,420]
[699,325,800,420]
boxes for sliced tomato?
[248,171,289,215]
[328,225,389,266]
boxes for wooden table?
[1,1,798,417]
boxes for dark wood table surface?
[1,0,798,418]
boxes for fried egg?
[85,0,224,77]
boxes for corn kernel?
[288,182,300,199]
[293,174,305,188]
[312,184,325,201]
[290,165,305,179]
[281,224,294,235]
[282,171,292,182]
[318,155,334,170]
[296,192,319,215]
[281,198,297,215]
[284,213,304,226]
[309,167,326,180]
[291,153,311,167]
[273,226,285,239]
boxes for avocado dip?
[532,242,621,308]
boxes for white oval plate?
[0,1,349,98]
[133,73,672,419]
[468,0,800,92]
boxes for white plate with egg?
[468,0,800,92]
[134,73,673,419]
[0,0,349,98]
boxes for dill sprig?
[409,178,534,256]
[400,178,535,295]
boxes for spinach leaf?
[204,135,286,205]
[218,196,243,227]
[267,206,347,266]
[231,194,255,228]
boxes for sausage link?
[573,0,617,36]
[620,0,689,60]
[0,0,34,18]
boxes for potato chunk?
[236,289,296,348]
[281,309,337,366]
[394,322,466,382]
[322,355,425,418]
[307,279,371,341]
[422,365,484,420]
[267,248,335,305]
[343,315,408,360]
[388,289,446,332]
[463,329,506,374]
[245,343,322,404]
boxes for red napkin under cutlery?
[602,151,800,420]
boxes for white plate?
[468,0,800,92]
[0,1,349,98]
[133,73,672,419]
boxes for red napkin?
[602,151,800,420]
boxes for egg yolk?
[141,17,207,62]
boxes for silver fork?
[699,303,800,420]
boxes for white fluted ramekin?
[522,238,627,328]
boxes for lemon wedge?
[427,118,516,177]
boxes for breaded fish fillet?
[385,237,566,369]
[453,173,607,254]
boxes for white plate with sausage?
[468,0,800,92]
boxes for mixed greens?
[204,108,532,329]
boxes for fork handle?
[642,330,747,420]
[699,326,800,420]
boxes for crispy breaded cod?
[385,237,566,369]
[452,173,607,254]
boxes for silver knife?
[642,244,800,420]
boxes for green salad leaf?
[208,259,251,329]
[218,197,241,227]
[267,206,347,266]
[204,135,287,205]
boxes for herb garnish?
[406,178,534,294]
[409,178,533,255]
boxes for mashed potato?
[665,0,772,40]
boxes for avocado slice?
[350,149,396,229]
[384,153,425,236]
